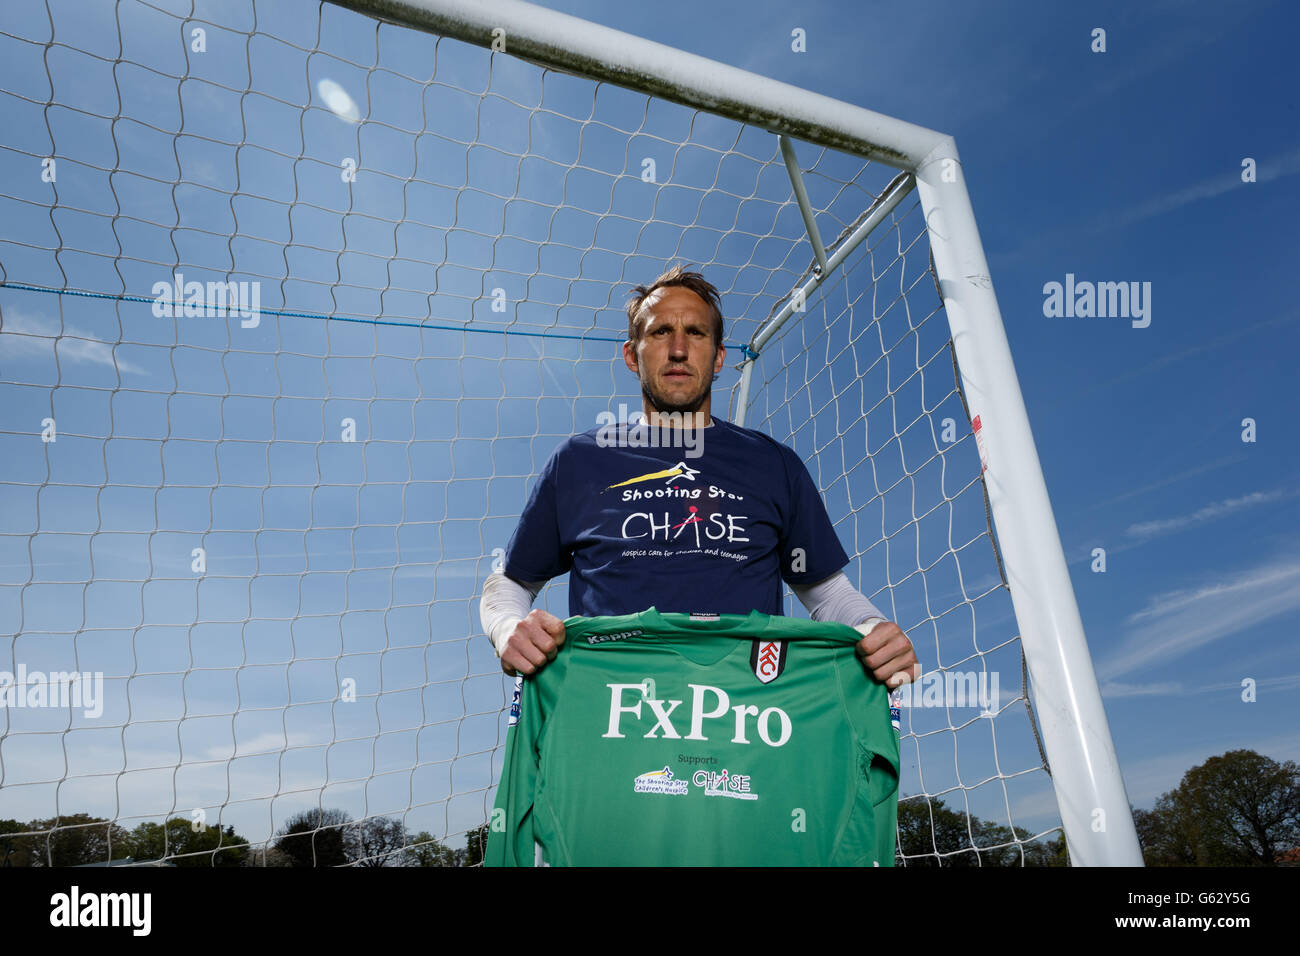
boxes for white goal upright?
[0,0,1140,865]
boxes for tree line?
[2,749,1293,866]
[0,810,488,867]
[896,748,1297,866]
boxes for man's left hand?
[855,621,919,688]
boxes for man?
[478,264,917,689]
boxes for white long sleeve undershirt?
[788,571,887,633]
[479,571,545,658]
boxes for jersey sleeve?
[834,646,900,866]
[484,676,541,868]
[778,447,850,586]
[502,445,571,584]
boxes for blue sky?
[0,0,1296,859]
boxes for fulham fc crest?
[750,640,787,684]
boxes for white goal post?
[0,0,1140,865]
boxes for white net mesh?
[0,0,1062,864]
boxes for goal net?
[0,0,1136,865]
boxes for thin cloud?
[0,308,144,376]
[1000,146,1300,266]
[1098,555,1300,680]
[1042,311,1299,416]
[1106,144,1300,231]
[1191,672,1300,695]
[1067,483,1296,568]
[1125,487,1300,542]
[1101,672,1300,699]
[201,729,331,762]
[1100,680,1185,699]
[1066,537,1140,568]
[1082,455,1245,512]
[1126,558,1300,624]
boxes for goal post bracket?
[778,135,829,276]
[732,170,915,428]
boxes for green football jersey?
[484,608,899,867]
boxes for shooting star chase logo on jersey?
[633,766,688,796]
[692,768,758,800]
[750,640,787,684]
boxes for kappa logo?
[633,766,689,795]
[750,640,786,684]
[587,628,643,645]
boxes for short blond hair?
[624,263,723,348]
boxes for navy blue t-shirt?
[502,415,849,617]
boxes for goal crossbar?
[331,0,941,168]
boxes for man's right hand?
[500,609,566,677]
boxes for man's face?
[623,286,726,416]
